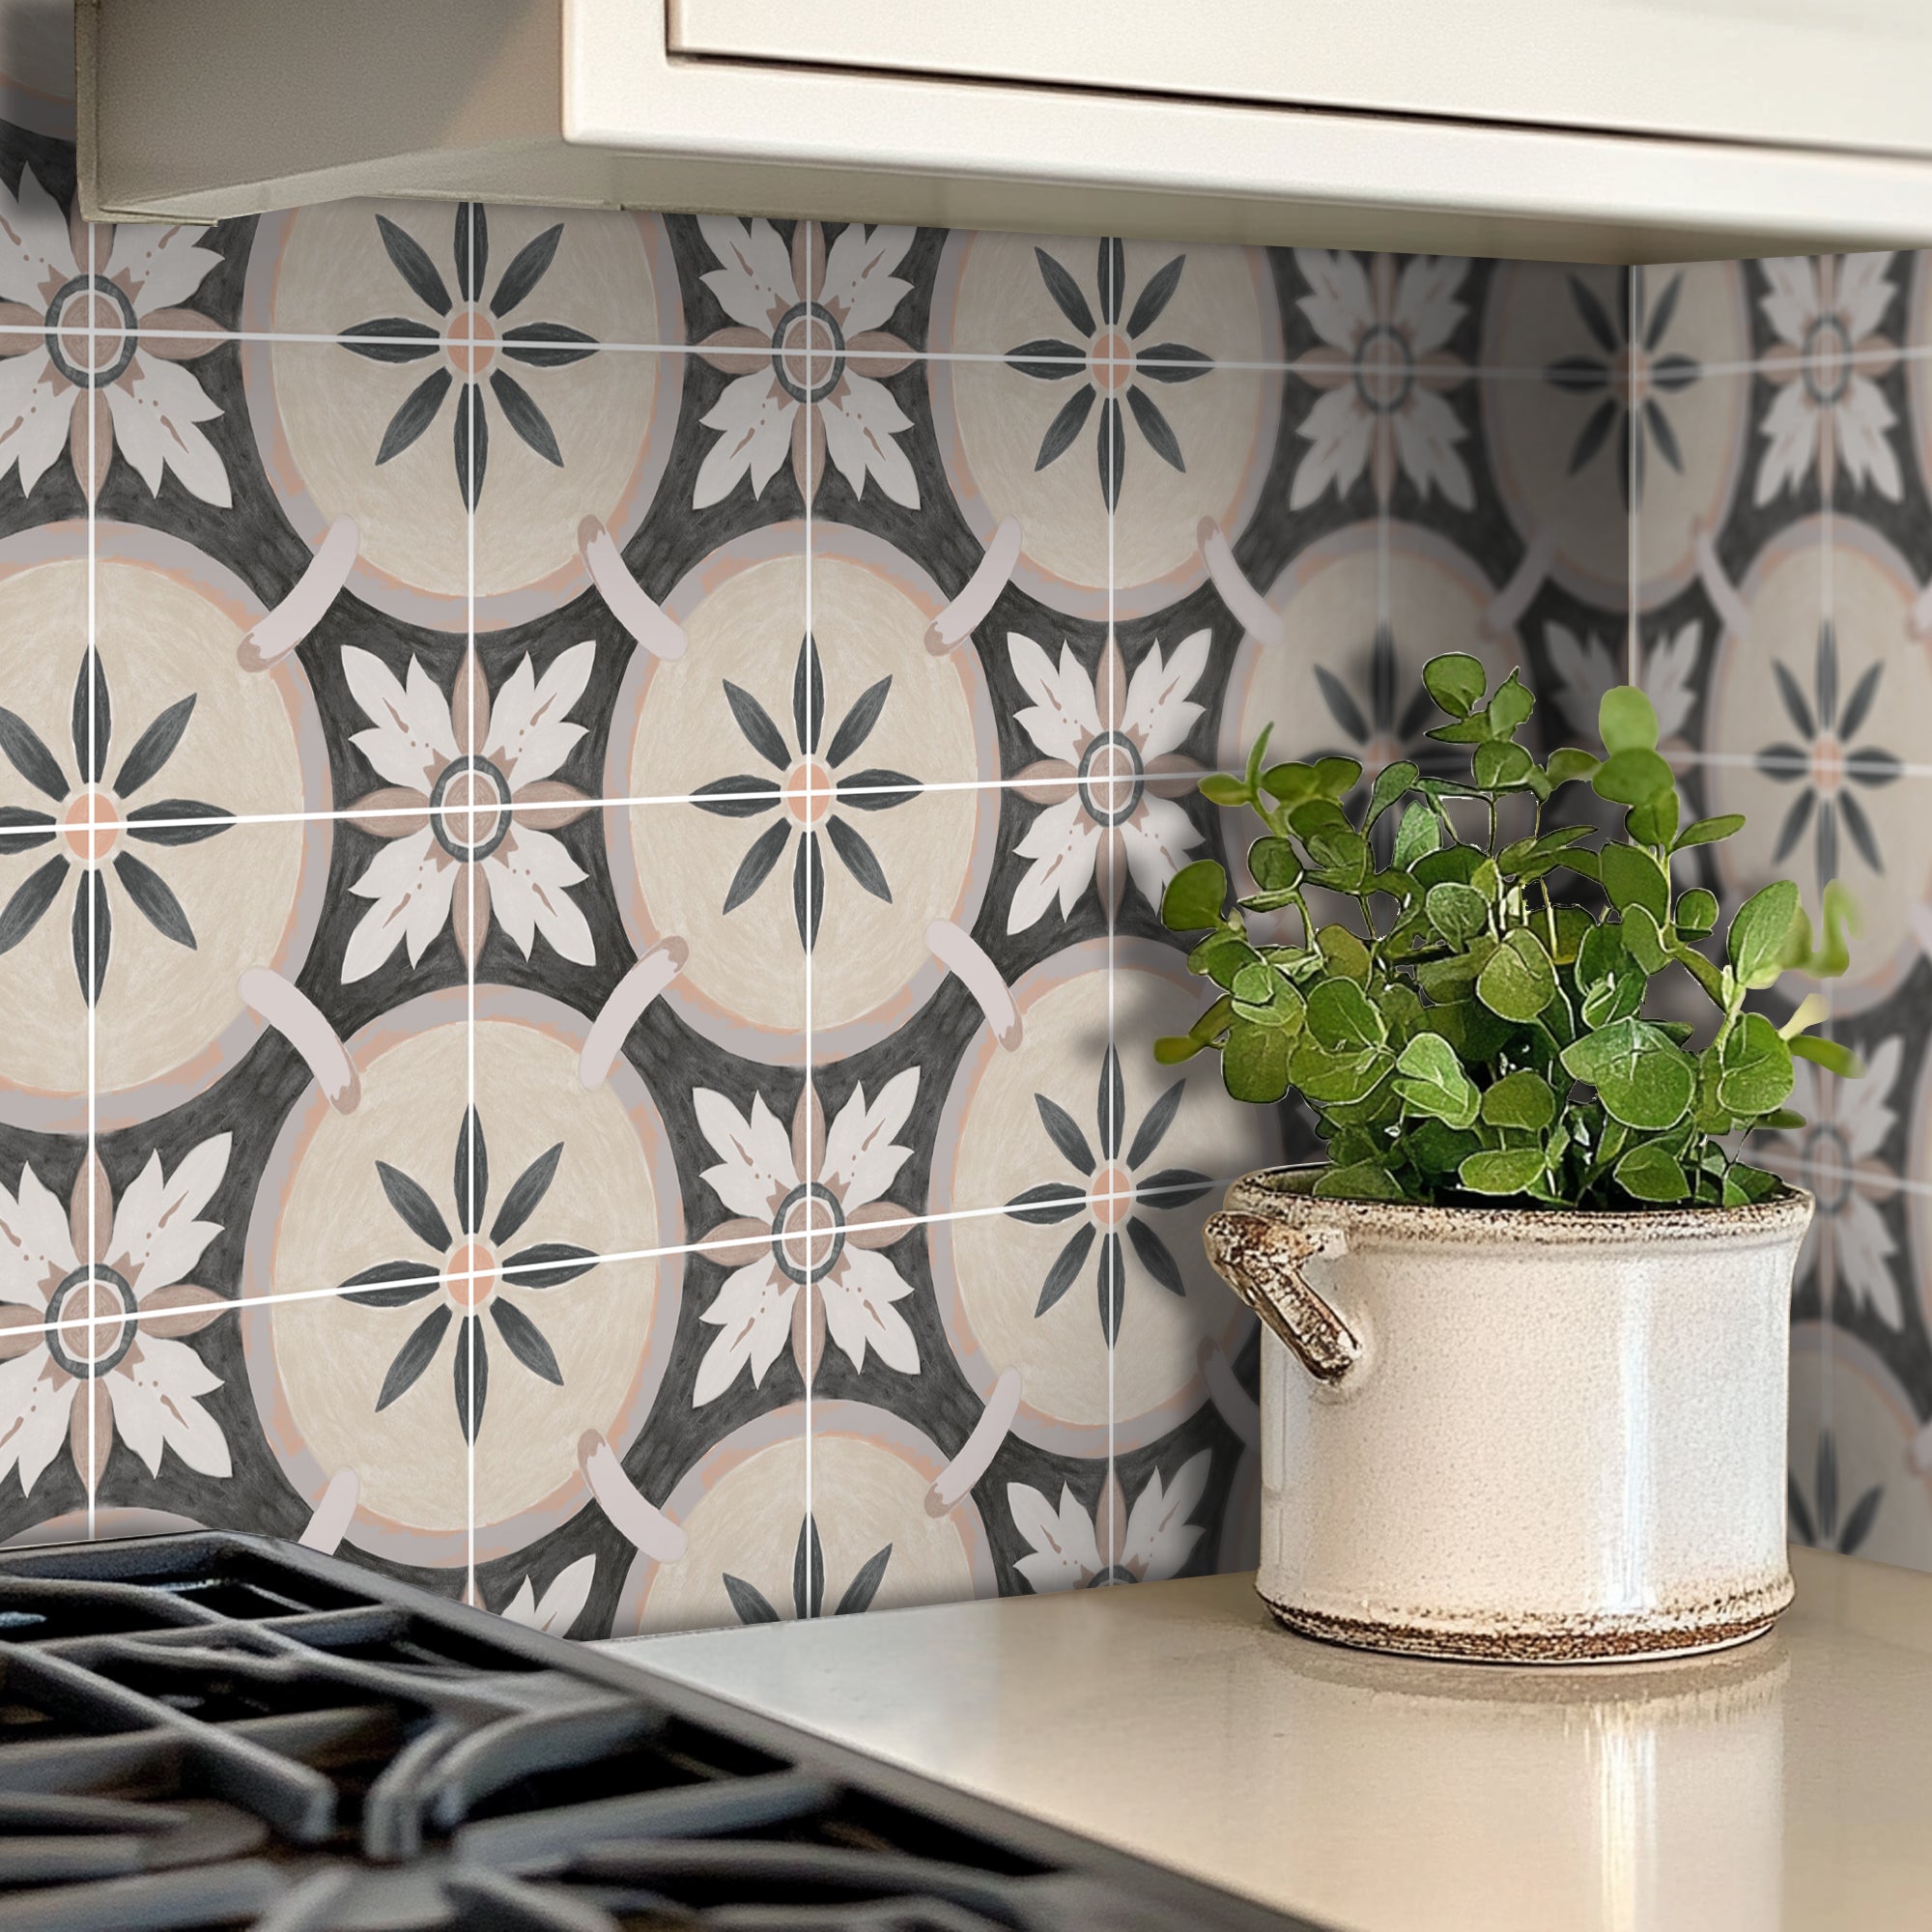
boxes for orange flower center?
[1090,329,1133,392]
[446,1239,497,1309]
[445,306,497,379]
[1810,732,1844,796]
[63,791,120,864]
[1090,1165,1134,1227]
[783,759,834,826]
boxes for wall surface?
[1,8,1929,1641]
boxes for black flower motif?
[1007,241,1212,510]
[724,1514,893,1625]
[1545,270,1699,507]
[693,634,918,952]
[342,203,598,509]
[1753,621,1901,888]
[1314,622,1466,786]
[1788,1430,1881,1556]
[341,1106,599,1444]
[1004,1046,1210,1345]
[0,650,232,1005]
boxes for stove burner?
[0,1535,1305,1932]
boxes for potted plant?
[1164,654,1856,1662]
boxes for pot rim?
[1226,1164,1813,1248]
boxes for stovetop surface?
[0,1533,1314,1932]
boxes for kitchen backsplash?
[2,13,1930,1639]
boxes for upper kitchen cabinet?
[79,0,1932,260]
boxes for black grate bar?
[0,1858,285,1932]
[454,1767,838,1873]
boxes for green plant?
[1158,655,1859,1208]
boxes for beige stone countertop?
[599,1544,1932,1932]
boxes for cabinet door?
[669,0,1932,160]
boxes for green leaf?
[1614,1143,1690,1204]
[1248,836,1302,893]
[1600,684,1660,755]
[1723,1163,1781,1207]
[1717,1012,1795,1115]
[1243,724,1275,797]
[1365,760,1418,830]
[1292,1038,1391,1104]
[1317,924,1373,982]
[1593,747,1675,808]
[1547,904,1596,964]
[1667,939,1726,1007]
[1314,1160,1406,1202]
[1547,748,1601,786]
[1459,1148,1547,1195]
[1473,740,1536,791]
[1674,888,1719,937]
[1481,1068,1558,1132]
[1306,978,1387,1050]
[1391,802,1441,870]
[1426,881,1489,946]
[1625,787,1680,851]
[1676,813,1746,851]
[1162,861,1228,931]
[1289,796,1351,841]
[1406,1118,1481,1175]
[1424,652,1487,719]
[1392,1032,1481,1129]
[1313,755,1364,800]
[1790,1034,1864,1080]
[1431,996,1515,1065]
[1620,904,1669,975]
[1600,843,1669,922]
[1306,828,1372,892]
[1412,845,1481,890]
[1261,761,1319,806]
[1223,1021,1292,1102]
[1729,880,1801,990]
[1476,928,1557,1023]
[1191,932,1261,988]
[1577,925,1643,1029]
[1561,1019,1696,1131]
[1198,772,1251,808]
[1153,995,1234,1065]
[1487,672,1534,738]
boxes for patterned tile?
[19,29,1932,1621]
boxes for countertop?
[600,1545,1932,1932]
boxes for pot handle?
[1203,1211,1359,1385]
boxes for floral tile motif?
[20,53,1932,1611]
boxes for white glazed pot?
[1204,1167,1813,1663]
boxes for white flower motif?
[1543,619,1699,750]
[1764,1037,1902,1327]
[1008,1450,1211,1593]
[0,1137,234,1497]
[693,1072,922,1405]
[692,217,919,510]
[1008,630,1208,935]
[342,641,597,978]
[0,165,229,504]
[1289,251,1472,510]
[500,1552,596,1636]
[1756,254,1901,505]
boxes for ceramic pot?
[1204,1167,1812,1663]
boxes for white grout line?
[463,205,480,1612]
[1103,289,1120,1581]
[803,225,819,1615]
[84,213,99,1542]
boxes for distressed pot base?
[1258,1572,1795,1664]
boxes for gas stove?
[0,1533,1312,1931]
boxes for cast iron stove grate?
[0,1533,1313,1932]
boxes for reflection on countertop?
[599,1544,1932,1932]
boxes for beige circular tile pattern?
[621,1404,990,1635]
[931,939,1276,1455]
[0,526,323,1127]
[929,232,1280,618]
[1484,262,1748,607]
[243,201,680,626]
[1702,518,1932,1014]
[611,526,996,1061]
[245,992,677,1567]
[1787,1324,1932,1572]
